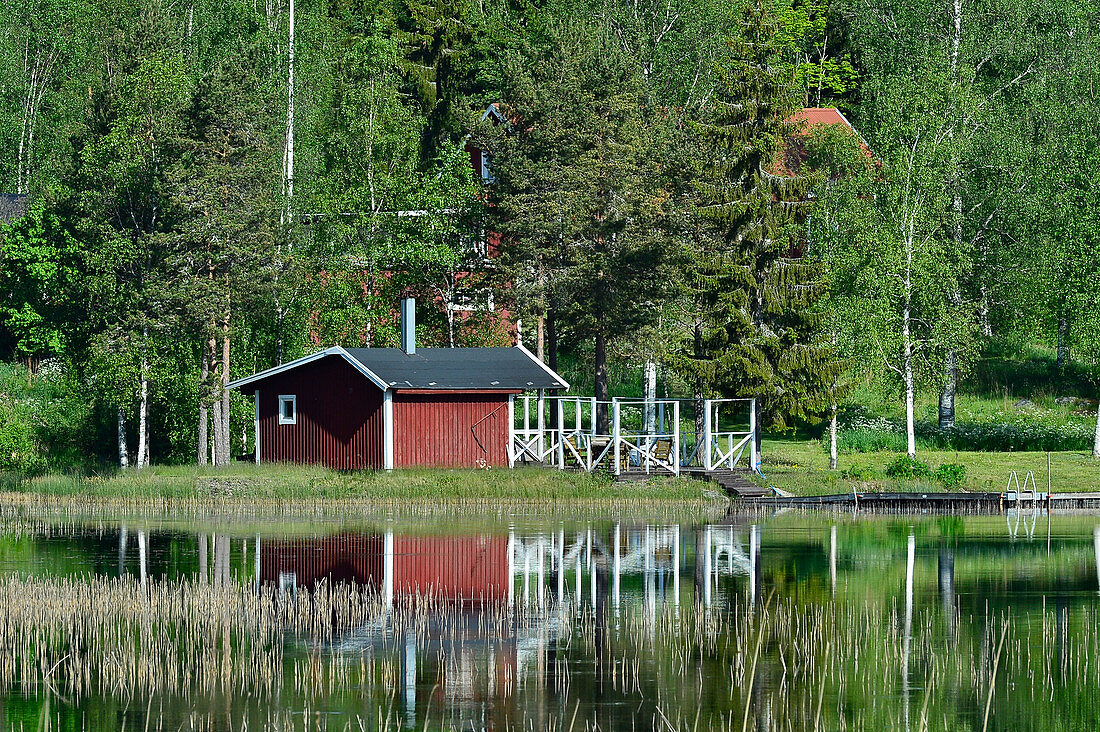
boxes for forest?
[0,0,1098,473]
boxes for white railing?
[508,393,558,465]
[611,399,681,476]
[509,394,756,477]
[702,398,756,471]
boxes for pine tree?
[490,20,675,431]
[680,0,837,453]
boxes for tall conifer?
[680,0,836,451]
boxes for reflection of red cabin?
[259,533,510,601]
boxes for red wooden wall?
[393,393,510,468]
[256,355,385,469]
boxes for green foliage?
[884,455,931,480]
[932,462,965,489]
[0,199,82,358]
[0,361,93,473]
[0,0,1097,472]
[489,18,677,404]
[840,464,879,480]
[774,0,858,106]
[680,0,837,431]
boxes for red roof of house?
[780,107,873,175]
[790,107,855,130]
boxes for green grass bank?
[758,438,1100,495]
[2,463,716,503]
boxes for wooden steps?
[681,468,768,498]
[613,466,767,498]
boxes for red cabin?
[228,299,567,470]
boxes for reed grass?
[3,572,1096,731]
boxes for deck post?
[749,398,758,471]
[612,399,621,476]
[507,395,516,468]
[703,400,712,471]
[523,395,530,442]
[537,389,546,458]
[589,397,597,435]
[557,399,566,470]
[673,400,681,476]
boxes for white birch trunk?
[447,300,456,348]
[903,243,917,459]
[1093,400,1100,459]
[283,0,295,224]
[829,404,838,470]
[136,338,149,470]
[118,408,129,469]
[903,312,916,458]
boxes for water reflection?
[6,511,1100,730]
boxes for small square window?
[278,395,297,425]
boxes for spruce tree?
[680,0,837,453]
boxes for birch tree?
[818,73,965,458]
[78,11,191,468]
[0,0,97,194]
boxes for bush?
[884,455,932,480]
[0,361,93,474]
[0,394,45,473]
[932,463,966,489]
[840,464,879,480]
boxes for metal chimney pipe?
[400,298,416,354]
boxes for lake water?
[2,503,1100,731]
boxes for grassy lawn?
[759,437,1100,495]
[1,463,716,503]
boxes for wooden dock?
[741,490,1100,511]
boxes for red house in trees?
[228,299,567,470]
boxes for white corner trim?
[383,390,394,470]
[515,343,570,390]
[253,391,260,464]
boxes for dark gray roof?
[226,345,569,391]
[0,194,27,224]
[345,347,566,390]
